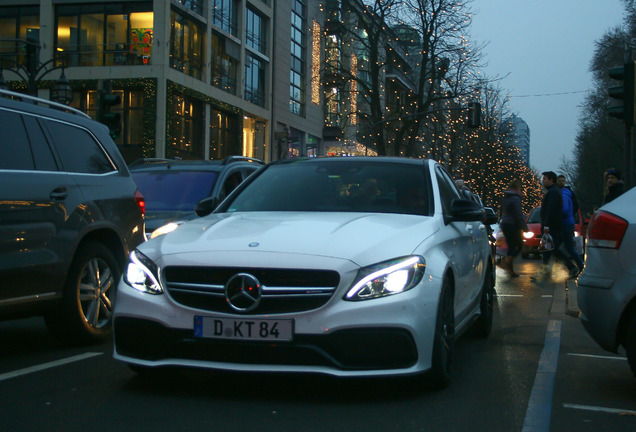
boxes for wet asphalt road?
[1,259,634,432]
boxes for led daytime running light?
[346,256,421,299]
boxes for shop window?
[168,94,204,160]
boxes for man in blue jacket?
[557,175,584,277]
[536,171,579,280]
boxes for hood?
[145,211,440,266]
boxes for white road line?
[567,353,627,361]
[496,294,524,297]
[0,352,103,382]
[522,320,562,432]
[541,295,553,298]
[564,403,636,416]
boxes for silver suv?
[0,90,145,344]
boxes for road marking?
[541,295,553,298]
[567,353,627,361]
[0,352,103,382]
[496,294,524,297]
[564,403,636,416]
[522,320,562,432]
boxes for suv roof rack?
[222,155,265,165]
[0,88,91,119]
[128,157,174,167]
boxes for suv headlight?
[345,256,425,301]
[124,250,163,294]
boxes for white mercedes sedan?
[113,157,494,388]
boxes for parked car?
[0,89,145,344]
[521,205,586,259]
[577,186,636,376]
[113,157,495,388]
[128,156,264,238]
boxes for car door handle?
[50,186,69,201]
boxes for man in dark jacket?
[537,171,578,280]
[602,168,625,205]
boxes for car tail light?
[134,189,146,217]
[587,211,628,249]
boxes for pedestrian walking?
[536,171,579,280]
[557,175,584,277]
[500,179,528,277]
[602,168,625,205]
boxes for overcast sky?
[470,0,626,174]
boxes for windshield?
[224,160,432,216]
[132,170,219,212]
[527,207,542,223]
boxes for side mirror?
[483,207,499,225]
[445,198,484,224]
[195,197,220,217]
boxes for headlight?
[123,250,163,294]
[150,221,184,239]
[345,256,425,301]
[523,231,534,239]
[574,231,581,237]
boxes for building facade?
[507,114,530,166]
[0,0,411,163]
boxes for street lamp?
[50,70,73,105]
[0,39,73,104]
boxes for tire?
[625,315,636,377]
[45,242,120,345]
[428,278,455,389]
[472,266,494,338]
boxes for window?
[244,54,265,107]
[176,0,203,16]
[0,110,33,170]
[245,8,265,54]
[0,6,39,68]
[55,3,153,67]
[290,0,305,116]
[435,166,461,214]
[211,32,238,94]
[170,9,204,79]
[167,94,204,160]
[210,108,239,159]
[212,0,237,36]
[326,87,340,125]
[44,120,115,174]
[70,88,145,163]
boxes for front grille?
[163,266,340,314]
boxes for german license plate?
[194,316,293,341]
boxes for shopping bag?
[539,231,554,252]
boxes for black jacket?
[603,181,625,205]
[540,183,563,232]
[500,190,528,231]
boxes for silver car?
[113,157,494,387]
[578,185,636,375]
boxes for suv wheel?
[45,242,120,344]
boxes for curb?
[565,279,580,317]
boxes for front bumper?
[113,274,441,377]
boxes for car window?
[23,115,58,172]
[132,170,219,212]
[218,170,244,201]
[435,166,461,214]
[224,161,432,215]
[528,207,541,223]
[43,119,115,174]
[0,109,34,170]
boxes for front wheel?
[471,266,495,338]
[428,278,455,389]
[45,242,120,345]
